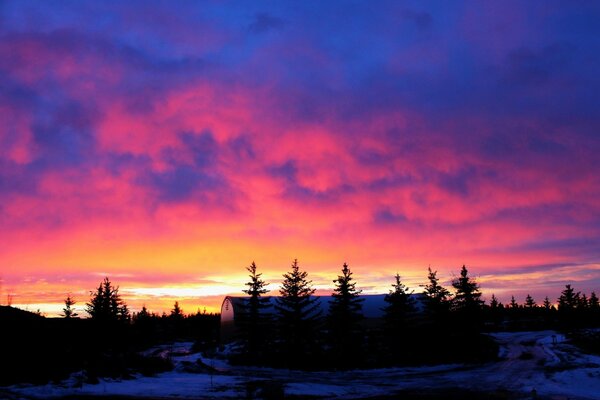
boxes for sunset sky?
[1,1,600,316]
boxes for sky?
[1,1,600,316]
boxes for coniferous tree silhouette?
[62,295,78,318]
[239,261,272,359]
[423,267,451,322]
[558,284,580,327]
[488,294,503,327]
[170,301,184,319]
[139,305,150,317]
[558,284,580,311]
[275,259,321,367]
[543,296,552,310]
[489,294,499,309]
[327,263,364,368]
[384,274,414,323]
[86,277,130,322]
[510,296,519,309]
[451,265,483,330]
[525,294,536,308]
[452,266,483,310]
[383,273,415,360]
[579,293,589,309]
[589,292,599,309]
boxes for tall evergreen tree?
[451,265,483,312]
[423,267,451,317]
[510,296,519,309]
[171,301,184,319]
[524,294,536,308]
[589,292,599,309]
[543,296,552,310]
[558,284,580,311]
[134,305,151,323]
[489,294,499,309]
[451,265,483,331]
[329,263,363,323]
[327,263,364,367]
[579,293,589,309]
[383,274,415,335]
[86,277,130,322]
[239,261,272,358]
[62,295,78,318]
[275,259,321,366]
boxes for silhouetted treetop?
[451,265,483,312]
[276,259,320,320]
[62,295,78,319]
[86,277,129,322]
[558,284,580,311]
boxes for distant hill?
[0,305,45,322]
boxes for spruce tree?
[62,295,78,318]
[558,284,580,327]
[171,301,184,319]
[510,296,519,309]
[275,259,321,366]
[423,267,451,318]
[543,296,552,310]
[86,277,130,322]
[524,294,536,308]
[239,261,272,358]
[383,274,415,338]
[139,305,150,317]
[329,263,363,322]
[579,293,589,309]
[488,294,502,327]
[327,263,364,367]
[451,265,483,331]
[451,265,483,312]
[489,294,499,309]
[589,292,599,309]
[558,284,580,311]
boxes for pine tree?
[489,294,499,309]
[171,301,184,319]
[589,292,599,309]
[138,305,150,319]
[525,294,536,308]
[451,265,483,312]
[451,265,483,331]
[510,296,519,309]
[488,294,503,327]
[579,293,589,309]
[383,274,415,332]
[62,295,78,318]
[275,259,321,366]
[543,296,552,310]
[86,277,130,322]
[423,267,451,317]
[329,263,363,322]
[134,305,152,324]
[239,261,272,358]
[558,284,580,311]
[327,263,364,367]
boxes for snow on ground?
[7,331,600,399]
[16,372,241,399]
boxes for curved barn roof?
[221,293,426,320]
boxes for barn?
[220,294,426,342]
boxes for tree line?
[233,260,600,369]
[55,264,599,371]
[233,260,493,369]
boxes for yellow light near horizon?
[125,285,235,298]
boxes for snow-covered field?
[5,331,600,399]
